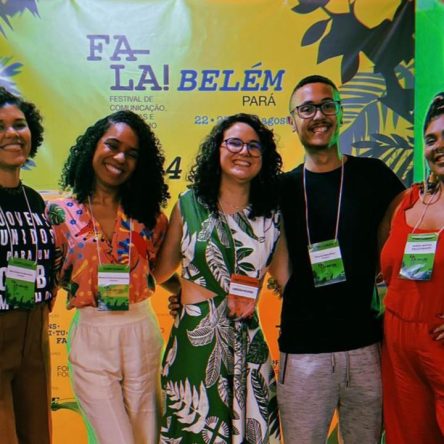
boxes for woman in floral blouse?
[154,114,289,444]
[47,110,170,444]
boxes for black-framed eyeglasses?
[222,137,262,157]
[291,100,341,119]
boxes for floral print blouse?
[47,197,167,309]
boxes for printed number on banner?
[166,156,182,179]
[194,116,209,125]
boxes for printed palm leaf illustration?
[50,397,81,414]
[0,0,39,36]
[292,0,414,185]
[294,0,413,108]
[0,56,22,93]
[352,131,413,184]
[267,376,280,438]
[339,70,414,185]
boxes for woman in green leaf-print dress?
[154,114,289,444]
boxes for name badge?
[227,274,260,320]
[5,257,37,309]
[308,239,346,287]
[399,233,438,281]
[97,264,130,311]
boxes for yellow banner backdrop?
[0,1,413,442]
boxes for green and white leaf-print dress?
[161,189,281,444]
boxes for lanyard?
[88,197,132,267]
[303,157,345,246]
[0,184,38,263]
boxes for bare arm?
[378,190,407,254]
[152,203,183,284]
[268,221,291,291]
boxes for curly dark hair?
[424,92,444,133]
[60,110,169,229]
[0,86,44,157]
[188,113,282,218]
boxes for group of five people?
[0,74,443,444]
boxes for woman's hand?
[167,292,181,317]
[432,314,444,343]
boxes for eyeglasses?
[291,100,341,119]
[222,137,262,157]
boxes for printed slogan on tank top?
[0,210,54,310]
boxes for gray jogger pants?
[277,343,382,444]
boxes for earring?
[427,171,439,192]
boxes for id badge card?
[227,274,260,320]
[5,257,37,309]
[399,233,438,281]
[308,239,346,287]
[97,264,130,311]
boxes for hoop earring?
[427,170,439,193]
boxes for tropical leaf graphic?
[236,247,254,263]
[50,398,80,414]
[47,203,66,225]
[205,241,230,291]
[202,417,230,443]
[238,261,256,273]
[246,330,269,365]
[215,218,230,248]
[232,212,259,241]
[183,262,206,287]
[352,132,413,183]
[205,342,222,388]
[246,418,263,444]
[233,324,247,410]
[165,379,209,434]
[267,384,280,438]
[251,369,269,422]
[160,414,184,444]
[197,216,216,242]
[187,323,214,347]
[293,0,328,14]
[184,302,202,317]
[292,0,414,185]
[217,376,231,408]
[160,436,182,444]
[0,56,22,93]
[0,0,39,36]
[162,336,178,377]
[181,229,197,269]
[186,299,233,387]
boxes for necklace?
[421,181,442,206]
[218,198,248,213]
[303,156,345,245]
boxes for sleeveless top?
[179,189,281,294]
[381,184,444,322]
